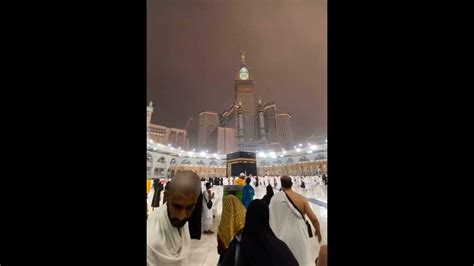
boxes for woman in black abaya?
[220,199,298,266]
[261,184,274,206]
[188,191,203,240]
[151,179,163,209]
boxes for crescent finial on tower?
[240,51,246,65]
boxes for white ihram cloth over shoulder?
[269,191,316,266]
[147,202,191,266]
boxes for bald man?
[147,171,201,266]
[269,175,322,266]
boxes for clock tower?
[235,51,256,141]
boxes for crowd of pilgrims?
[147,172,328,266]
[198,174,328,189]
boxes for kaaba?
[226,151,257,177]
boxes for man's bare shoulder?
[291,190,308,201]
[287,190,308,205]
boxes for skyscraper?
[168,128,187,148]
[149,124,169,144]
[191,52,295,152]
[198,110,219,149]
[220,103,238,130]
[277,113,294,148]
[209,127,237,154]
[264,101,278,143]
[147,101,188,148]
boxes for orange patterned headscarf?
[218,194,247,249]
[234,177,246,186]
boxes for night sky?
[147,0,326,144]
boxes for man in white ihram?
[269,175,323,266]
[147,170,202,266]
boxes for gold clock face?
[240,72,249,80]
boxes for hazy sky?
[147,0,327,143]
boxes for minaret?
[256,98,266,141]
[147,101,154,138]
[237,101,245,142]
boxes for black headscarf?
[151,180,164,208]
[221,199,298,266]
[261,185,274,206]
[162,181,171,205]
[188,191,203,240]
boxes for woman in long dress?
[151,178,163,209]
[242,178,255,208]
[261,184,274,206]
[203,182,215,234]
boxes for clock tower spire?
[237,51,251,81]
[234,51,256,142]
[240,51,246,65]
